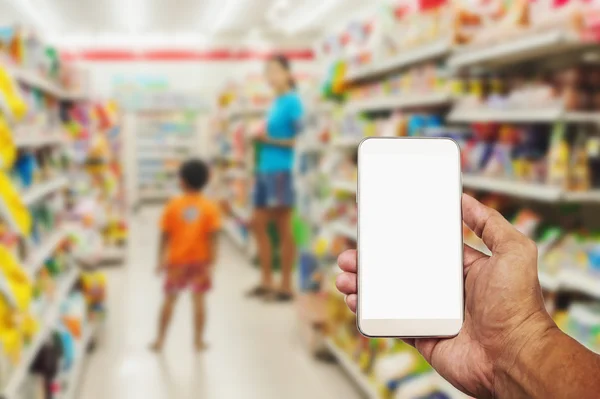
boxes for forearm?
[496,325,600,398]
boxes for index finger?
[461,194,523,253]
[337,250,357,273]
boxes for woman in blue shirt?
[248,55,304,302]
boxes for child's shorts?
[164,263,211,295]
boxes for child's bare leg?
[150,293,178,352]
[193,292,208,351]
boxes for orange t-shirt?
[160,194,221,265]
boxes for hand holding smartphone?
[357,138,463,337]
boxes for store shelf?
[227,104,268,119]
[225,167,250,179]
[345,92,452,113]
[539,269,600,299]
[565,112,600,124]
[231,204,251,222]
[297,140,328,154]
[330,136,363,149]
[100,246,126,264]
[331,179,357,194]
[14,131,67,148]
[223,218,247,249]
[8,66,87,101]
[25,226,70,277]
[138,188,177,200]
[0,269,80,399]
[462,174,562,201]
[325,339,379,399]
[331,221,357,241]
[346,39,451,82]
[21,176,69,205]
[463,174,600,203]
[60,320,100,399]
[448,107,563,123]
[448,30,584,68]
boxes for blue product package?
[57,327,75,370]
[298,252,319,292]
[15,152,37,188]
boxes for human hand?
[336,194,557,398]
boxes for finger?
[401,339,416,348]
[336,272,357,295]
[345,294,357,313]
[337,250,357,273]
[463,243,488,274]
[461,194,523,253]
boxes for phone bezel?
[356,137,464,338]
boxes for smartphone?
[357,137,463,337]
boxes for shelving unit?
[231,204,251,222]
[21,176,69,205]
[345,92,452,114]
[223,218,247,249]
[331,179,357,194]
[325,339,380,399]
[539,269,600,300]
[131,110,201,204]
[7,66,88,101]
[448,30,585,69]
[330,221,357,241]
[448,107,564,123]
[0,269,80,399]
[346,39,451,82]
[227,104,269,119]
[13,127,67,148]
[60,320,101,399]
[0,55,107,399]
[25,226,70,277]
[462,174,600,203]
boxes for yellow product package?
[0,116,16,170]
[0,66,27,121]
[0,171,32,235]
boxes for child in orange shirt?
[150,159,221,352]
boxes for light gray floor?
[78,207,361,399]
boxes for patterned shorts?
[164,264,211,294]
[253,171,295,209]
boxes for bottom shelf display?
[324,272,471,399]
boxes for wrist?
[494,313,560,398]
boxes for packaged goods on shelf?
[555,303,600,353]
[134,111,199,201]
[0,27,90,98]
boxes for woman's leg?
[273,208,295,295]
[252,209,274,290]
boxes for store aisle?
[78,207,361,399]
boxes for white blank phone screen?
[359,140,462,320]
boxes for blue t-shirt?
[258,91,304,172]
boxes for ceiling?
[0,0,370,48]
